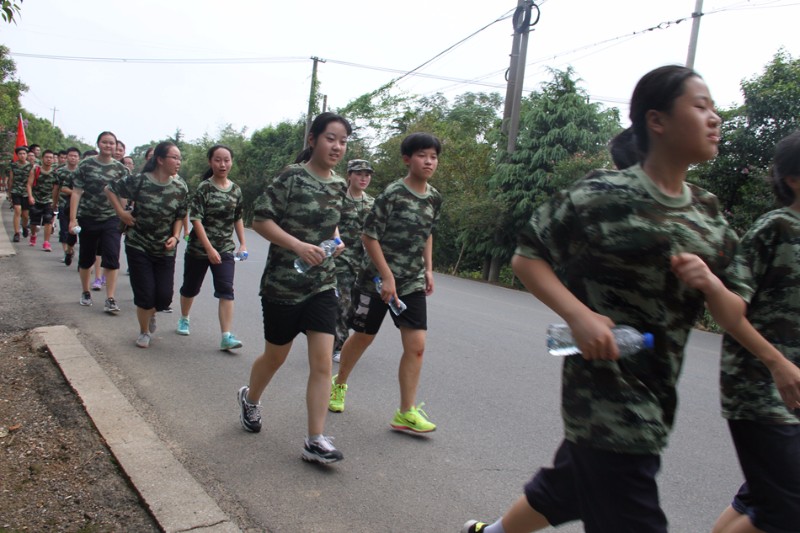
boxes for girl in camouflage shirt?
[463,66,795,533]
[176,145,247,351]
[713,131,800,533]
[237,113,350,465]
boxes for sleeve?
[72,161,86,190]
[175,181,190,220]
[253,172,289,223]
[233,185,244,221]
[107,172,134,199]
[362,189,390,241]
[188,183,206,222]
[515,188,582,266]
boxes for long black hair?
[769,131,800,206]
[294,112,352,164]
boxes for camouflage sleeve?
[234,185,243,221]
[175,180,189,220]
[430,189,443,235]
[515,188,581,265]
[188,183,206,222]
[362,189,391,241]
[253,172,289,223]
[720,226,754,303]
[72,161,86,190]
[107,172,134,199]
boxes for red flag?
[12,114,27,162]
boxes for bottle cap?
[334,237,342,245]
[373,276,380,283]
[642,333,655,349]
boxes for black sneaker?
[22,226,28,238]
[302,436,343,464]
[64,252,73,266]
[12,233,20,242]
[237,386,262,433]
[461,521,490,533]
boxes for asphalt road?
[5,208,744,533]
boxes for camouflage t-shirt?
[515,164,752,454]
[9,161,32,196]
[29,167,58,205]
[721,208,800,424]
[73,157,128,221]
[186,179,243,257]
[107,172,189,257]
[253,163,346,304]
[336,191,374,276]
[357,179,442,296]
[55,166,77,208]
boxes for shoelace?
[411,403,430,421]
[311,435,336,452]
[331,384,344,401]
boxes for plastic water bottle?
[294,237,342,273]
[71,225,81,235]
[373,276,407,316]
[546,324,654,358]
[234,250,248,262]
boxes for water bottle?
[294,237,342,273]
[373,276,407,316]
[71,225,81,235]
[546,324,654,358]
[234,250,248,262]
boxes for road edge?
[30,325,241,533]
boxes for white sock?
[484,520,506,533]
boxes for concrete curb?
[31,325,241,533]
[0,200,17,257]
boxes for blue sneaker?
[176,317,190,336]
[220,332,243,351]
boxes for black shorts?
[58,209,77,245]
[729,420,800,533]
[29,203,54,226]
[348,288,427,335]
[524,440,667,533]
[179,253,235,300]
[11,194,29,210]
[261,289,337,346]
[126,246,176,311]
[77,217,121,270]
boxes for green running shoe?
[176,316,190,336]
[328,374,347,413]
[461,520,489,533]
[391,403,436,433]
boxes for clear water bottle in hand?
[71,225,81,235]
[294,237,342,273]
[374,276,407,315]
[546,324,654,358]
[234,250,248,262]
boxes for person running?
[7,145,32,242]
[26,149,58,251]
[460,65,790,533]
[332,159,375,363]
[328,133,442,435]
[54,147,80,265]
[69,131,128,313]
[106,141,188,349]
[176,144,246,351]
[237,112,350,465]
[711,131,800,533]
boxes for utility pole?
[686,0,704,69]
[502,0,537,154]
[303,56,326,150]
[50,107,57,127]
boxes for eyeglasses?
[165,155,182,162]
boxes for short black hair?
[14,145,28,154]
[401,132,441,157]
[770,131,800,206]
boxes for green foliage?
[487,67,621,262]
[0,44,27,156]
[691,49,799,235]
[1,0,22,24]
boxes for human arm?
[26,167,35,205]
[511,254,619,360]
[363,234,400,305]
[191,219,221,264]
[164,218,183,251]
[234,218,246,256]
[671,252,800,409]
[51,183,60,211]
[423,234,434,296]
[68,188,83,233]
[252,218,325,266]
[104,186,135,227]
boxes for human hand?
[567,312,619,361]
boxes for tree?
[0,45,27,156]
[484,67,621,278]
[1,0,22,25]
[691,49,800,234]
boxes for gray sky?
[3,0,799,150]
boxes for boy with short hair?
[7,146,32,242]
[55,147,81,264]
[26,149,59,251]
[329,132,443,434]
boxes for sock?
[484,520,505,533]
[308,434,323,443]
[222,331,230,337]
[181,315,190,321]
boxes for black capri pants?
[126,245,176,311]
[77,217,121,270]
[179,253,235,300]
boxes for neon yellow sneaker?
[328,375,347,413]
[390,403,436,433]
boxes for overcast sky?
[2,0,799,150]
